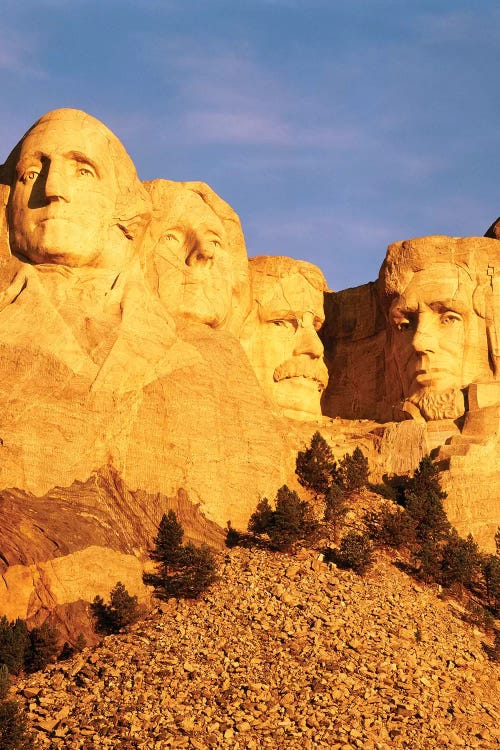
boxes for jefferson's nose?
[44,161,71,203]
[293,325,324,358]
[185,232,214,266]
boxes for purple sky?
[1,0,499,290]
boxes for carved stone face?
[8,113,126,268]
[387,262,494,420]
[241,270,328,418]
[147,189,234,328]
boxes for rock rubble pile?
[13,547,500,749]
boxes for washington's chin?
[274,377,324,419]
[177,294,231,329]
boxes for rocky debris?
[13,547,500,749]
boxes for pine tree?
[271,485,318,551]
[324,482,349,542]
[403,456,450,544]
[0,618,29,676]
[150,510,184,569]
[334,532,373,575]
[145,511,218,600]
[483,554,500,614]
[295,432,339,498]
[339,447,369,493]
[0,664,10,700]
[248,497,274,536]
[26,622,60,673]
[440,533,480,588]
[0,698,34,750]
[91,582,141,634]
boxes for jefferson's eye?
[441,312,462,326]
[210,239,221,248]
[270,319,296,331]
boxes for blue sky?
[1,0,499,290]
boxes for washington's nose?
[44,161,71,203]
[185,232,214,267]
[293,325,324,358]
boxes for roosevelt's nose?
[43,160,72,203]
[185,231,214,267]
[293,324,324,358]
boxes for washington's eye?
[441,312,462,326]
[20,169,40,183]
[78,167,94,177]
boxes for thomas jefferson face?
[9,113,123,268]
[148,190,234,328]
[241,272,328,418]
[389,264,478,418]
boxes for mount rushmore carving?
[0,108,498,625]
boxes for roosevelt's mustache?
[273,357,328,390]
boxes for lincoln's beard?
[406,387,465,421]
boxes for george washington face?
[8,112,130,269]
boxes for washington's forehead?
[19,120,113,160]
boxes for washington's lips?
[273,358,328,390]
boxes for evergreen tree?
[169,543,219,599]
[339,447,369,493]
[403,456,450,544]
[334,532,373,575]
[0,664,10,701]
[271,485,318,551]
[0,618,29,676]
[483,555,500,614]
[150,511,184,568]
[91,582,141,634]
[145,511,218,600]
[324,482,349,542]
[416,539,443,582]
[26,622,59,673]
[0,699,33,750]
[248,498,274,536]
[295,432,339,498]
[440,533,480,588]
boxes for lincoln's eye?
[395,319,411,332]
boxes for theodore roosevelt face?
[241,267,328,418]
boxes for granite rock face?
[0,109,498,629]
